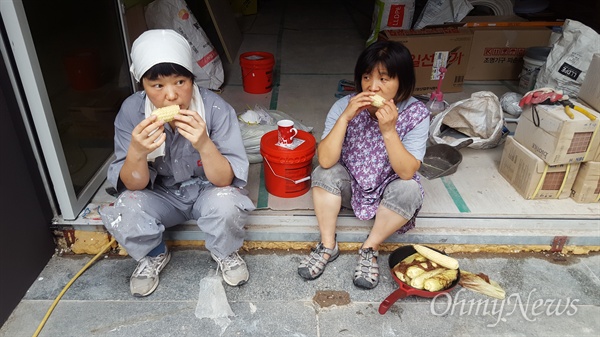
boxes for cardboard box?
[578,53,600,112]
[499,137,581,199]
[383,28,473,95]
[570,161,600,203]
[513,101,600,165]
[463,16,552,81]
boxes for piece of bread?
[371,94,386,108]
[151,105,180,122]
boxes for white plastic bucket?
[518,47,551,94]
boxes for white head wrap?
[130,29,207,162]
[130,29,193,82]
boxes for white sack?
[367,1,415,45]
[429,91,506,149]
[145,0,225,90]
[535,19,600,98]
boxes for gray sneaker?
[130,249,171,297]
[211,251,249,286]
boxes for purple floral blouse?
[340,98,429,231]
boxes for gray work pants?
[100,180,255,260]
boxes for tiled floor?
[61,0,599,248]
[213,0,597,246]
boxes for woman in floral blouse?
[298,40,430,289]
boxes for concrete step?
[56,210,599,251]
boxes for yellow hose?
[32,237,116,337]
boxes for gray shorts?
[311,163,422,220]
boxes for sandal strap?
[298,242,339,278]
[354,248,380,285]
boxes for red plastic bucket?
[240,51,275,94]
[63,49,101,91]
[260,130,316,198]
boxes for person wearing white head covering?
[100,29,255,297]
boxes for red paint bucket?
[63,49,101,91]
[260,130,316,198]
[240,51,275,94]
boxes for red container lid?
[260,130,316,163]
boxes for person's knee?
[198,187,251,219]
[311,164,349,196]
[312,164,346,182]
[381,179,422,216]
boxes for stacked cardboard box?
[462,16,552,81]
[568,54,600,203]
[499,101,600,201]
[382,28,473,95]
[570,162,600,203]
[578,53,600,113]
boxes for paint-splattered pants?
[100,180,255,261]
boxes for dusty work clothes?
[100,88,255,261]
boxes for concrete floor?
[1,249,599,336]
[57,0,599,247]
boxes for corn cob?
[371,94,386,108]
[405,265,428,279]
[424,269,458,292]
[394,270,409,283]
[399,253,421,265]
[151,105,180,122]
[414,245,459,270]
[410,268,446,289]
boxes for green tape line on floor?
[257,163,268,209]
[441,176,470,213]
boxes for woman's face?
[361,63,399,103]
[142,74,193,110]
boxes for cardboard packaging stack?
[578,53,600,113]
[382,27,473,95]
[462,16,553,81]
[570,162,600,203]
[569,53,600,203]
[499,101,600,201]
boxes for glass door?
[1,0,133,219]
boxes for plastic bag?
[238,105,313,163]
[195,272,234,334]
[535,19,600,98]
[145,0,225,90]
[429,91,506,149]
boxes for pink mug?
[277,119,298,145]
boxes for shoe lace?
[219,252,243,271]
[132,256,160,278]
[310,242,325,256]
[357,248,379,277]
[360,247,378,260]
